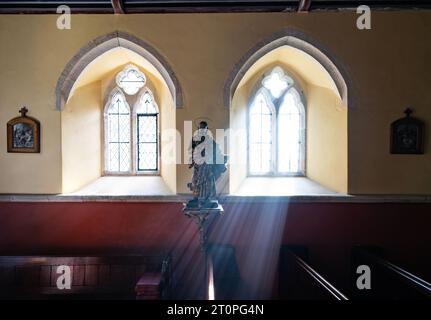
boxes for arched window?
[135,90,159,171]
[248,67,305,176]
[105,89,131,173]
[104,64,160,174]
[249,90,274,174]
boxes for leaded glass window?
[106,90,131,172]
[249,91,273,174]
[136,91,159,171]
[278,89,304,173]
[105,65,160,175]
[248,67,305,176]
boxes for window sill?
[63,176,175,196]
[233,177,339,196]
[2,193,431,203]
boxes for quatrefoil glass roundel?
[262,66,294,99]
[116,65,146,95]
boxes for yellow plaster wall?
[229,82,248,194]
[307,85,347,193]
[0,12,430,194]
[62,82,102,193]
[158,75,177,193]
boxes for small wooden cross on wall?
[19,106,28,117]
[404,108,412,117]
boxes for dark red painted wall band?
[1,201,430,297]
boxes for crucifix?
[404,108,412,117]
[19,107,28,117]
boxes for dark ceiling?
[0,0,430,14]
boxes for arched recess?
[224,29,349,109]
[61,47,177,195]
[228,29,349,195]
[56,31,183,110]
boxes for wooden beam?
[111,0,124,14]
[1,1,431,14]
[298,0,312,12]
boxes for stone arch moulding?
[56,31,183,110]
[224,29,350,109]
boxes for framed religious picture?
[390,108,424,154]
[7,107,40,153]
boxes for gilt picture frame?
[7,107,40,153]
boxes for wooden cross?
[404,108,412,117]
[19,106,28,117]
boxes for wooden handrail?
[358,248,431,299]
[287,250,349,301]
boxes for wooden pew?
[0,254,171,300]
[279,246,348,300]
[135,254,172,300]
[351,246,431,299]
